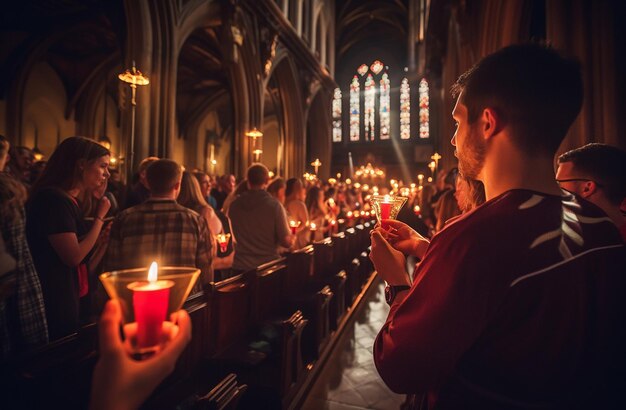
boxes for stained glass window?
[419,78,429,139]
[332,87,342,142]
[370,60,384,75]
[400,77,411,139]
[364,74,376,141]
[379,73,390,140]
[349,76,360,141]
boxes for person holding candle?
[89,298,191,410]
[285,178,310,249]
[105,159,213,285]
[26,136,111,341]
[370,44,626,408]
[305,186,330,241]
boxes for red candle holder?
[99,264,200,357]
[370,194,407,230]
[216,233,231,253]
[289,220,301,235]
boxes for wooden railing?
[0,221,377,409]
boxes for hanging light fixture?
[118,61,149,180]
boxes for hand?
[96,196,111,220]
[96,222,112,247]
[89,299,191,410]
[378,219,430,259]
[370,230,410,286]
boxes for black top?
[26,188,88,340]
[210,188,228,211]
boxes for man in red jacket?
[370,44,626,409]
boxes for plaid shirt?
[1,205,49,357]
[106,199,213,284]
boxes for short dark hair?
[146,159,182,196]
[558,143,626,205]
[247,163,269,187]
[286,177,302,197]
[452,43,583,155]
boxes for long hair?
[178,171,209,213]
[31,136,109,195]
[305,186,326,217]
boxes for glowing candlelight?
[428,161,436,175]
[127,262,174,350]
[216,233,231,253]
[414,205,421,215]
[418,174,425,186]
[289,220,301,235]
[380,195,392,229]
[346,211,353,219]
[311,158,322,174]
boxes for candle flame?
[310,222,317,229]
[414,205,421,212]
[384,194,391,203]
[148,261,158,283]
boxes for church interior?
[1,0,625,409]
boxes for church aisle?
[301,279,405,410]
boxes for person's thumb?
[371,230,392,252]
[98,299,124,355]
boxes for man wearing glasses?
[556,143,626,241]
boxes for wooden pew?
[285,249,333,361]
[313,238,347,330]
[1,323,98,408]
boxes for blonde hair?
[178,171,209,212]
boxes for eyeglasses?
[555,178,604,187]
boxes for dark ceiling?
[335,0,409,82]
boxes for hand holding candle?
[380,195,392,228]
[127,262,174,351]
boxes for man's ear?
[581,180,597,198]
[481,108,503,140]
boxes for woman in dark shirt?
[26,137,111,341]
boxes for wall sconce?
[246,128,263,139]
[98,135,112,150]
[311,158,322,174]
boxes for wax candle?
[127,262,174,350]
[216,233,231,253]
[414,205,421,216]
[289,220,300,235]
[310,222,317,242]
[380,195,392,229]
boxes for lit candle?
[380,195,392,229]
[309,222,317,242]
[127,262,174,350]
[346,211,353,220]
[414,205,421,216]
[289,220,301,235]
[216,233,231,253]
[418,174,424,186]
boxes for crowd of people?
[1,42,625,409]
[0,133,480,356]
